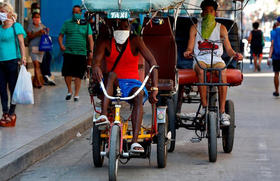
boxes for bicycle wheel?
[167,98,176,152]
[208,111,217,162]
[222,100,235,153]
[108,125,120,181]
[92,125,105,167]
[157,121,168,168]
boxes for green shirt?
[60,19,92,56]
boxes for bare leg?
[130,88,144,144]
[33,60,43,87]
[218,69,228,113]
[195,63,207,107]
[74,78,81,97]
[101,72,118,116]
[253,55,258,72]
[274,72,279,94]
[64,76,72,94]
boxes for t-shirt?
[271,27,280,60]
[27,23,46,47]
[60,19,92,56]
[0,23,26,61]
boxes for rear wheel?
[92,125,105,167]
[167,98,176,152]
[208,112,217,162]
[157,122,168,168]
[108,125,120,181]
[222,100,235,153]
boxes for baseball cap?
[277,16,280,23]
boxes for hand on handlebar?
[183,50,193,59]
[92,66,103,82]
[234,53,243,61]
[149,90,158,104]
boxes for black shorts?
[62,53,87,79]
[273,59,280,72]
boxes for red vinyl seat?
[178,69,243,86]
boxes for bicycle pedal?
[190,137,201,143]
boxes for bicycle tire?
[108,125,120,181]
[222,100,235,153]
[208,111,217,162]
[92,125,105,167]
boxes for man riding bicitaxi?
[183,0,243,126]
[92,19,158,153]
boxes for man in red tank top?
[92,19,158,153]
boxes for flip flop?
[93,115,110,126]
[130,142,144,153]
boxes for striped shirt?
[60,19,92,56]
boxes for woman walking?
[0,2,26,127]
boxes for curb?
[0,112,93,181]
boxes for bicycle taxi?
[165,0,246,162]
[84,0,179,180]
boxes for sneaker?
[65,93,72,101]
[44,75,56,86]
[220,113,230,126]
[273,92,279,97]
[74,96,79,102]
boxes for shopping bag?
[12,65,34,104]
[39,34,53,51]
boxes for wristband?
[151,87,158,91]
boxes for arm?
[221,25,243,60]
[92,39,107,82]
[135,36,158,103]
[17,34,26,65]
[269,40,274,59]
[27,29,45,40]
[58,33,66,51]
[87,34,94,66]
[247,32,252,44]
[184,24,197,58]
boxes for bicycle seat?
[178,69,243,86]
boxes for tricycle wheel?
[92,125,105,167]
[167,98,176,152]
[157,123,167,168]
[109,125,120,181]
[222,100,235,153]
[208,112,217,162]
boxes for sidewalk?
[0,77,93,181]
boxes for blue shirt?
[271,27,280,60]
[0,23,26,61]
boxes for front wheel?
[222,100,235,153]
[208,112,217,162]
[108,125,120,181]
[157,123,167,168]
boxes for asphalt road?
[12,63,280,181]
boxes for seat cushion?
[178,69,243,86]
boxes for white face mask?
[113,30,130,44]
[0,12,8,22]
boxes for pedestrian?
[248,22,265,72]
[27,12,47,88]
[183,0,243,126]
[58,5,94,101]
[269,17,280,97]
[0,2,26,127]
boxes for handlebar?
[99,65,159,101]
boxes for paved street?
[10,62,280,181]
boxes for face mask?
[113,30,130,44]
[201,14,216,40]
[32,9,40,13]
[33,17,40,25]
[72,13,82,22]
[0,12,8,22]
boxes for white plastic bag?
[12,65,34,104]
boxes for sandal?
[0,114,16,127]
[0,113,9,126]
[93,115,110,126]
[130,143,144,153]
